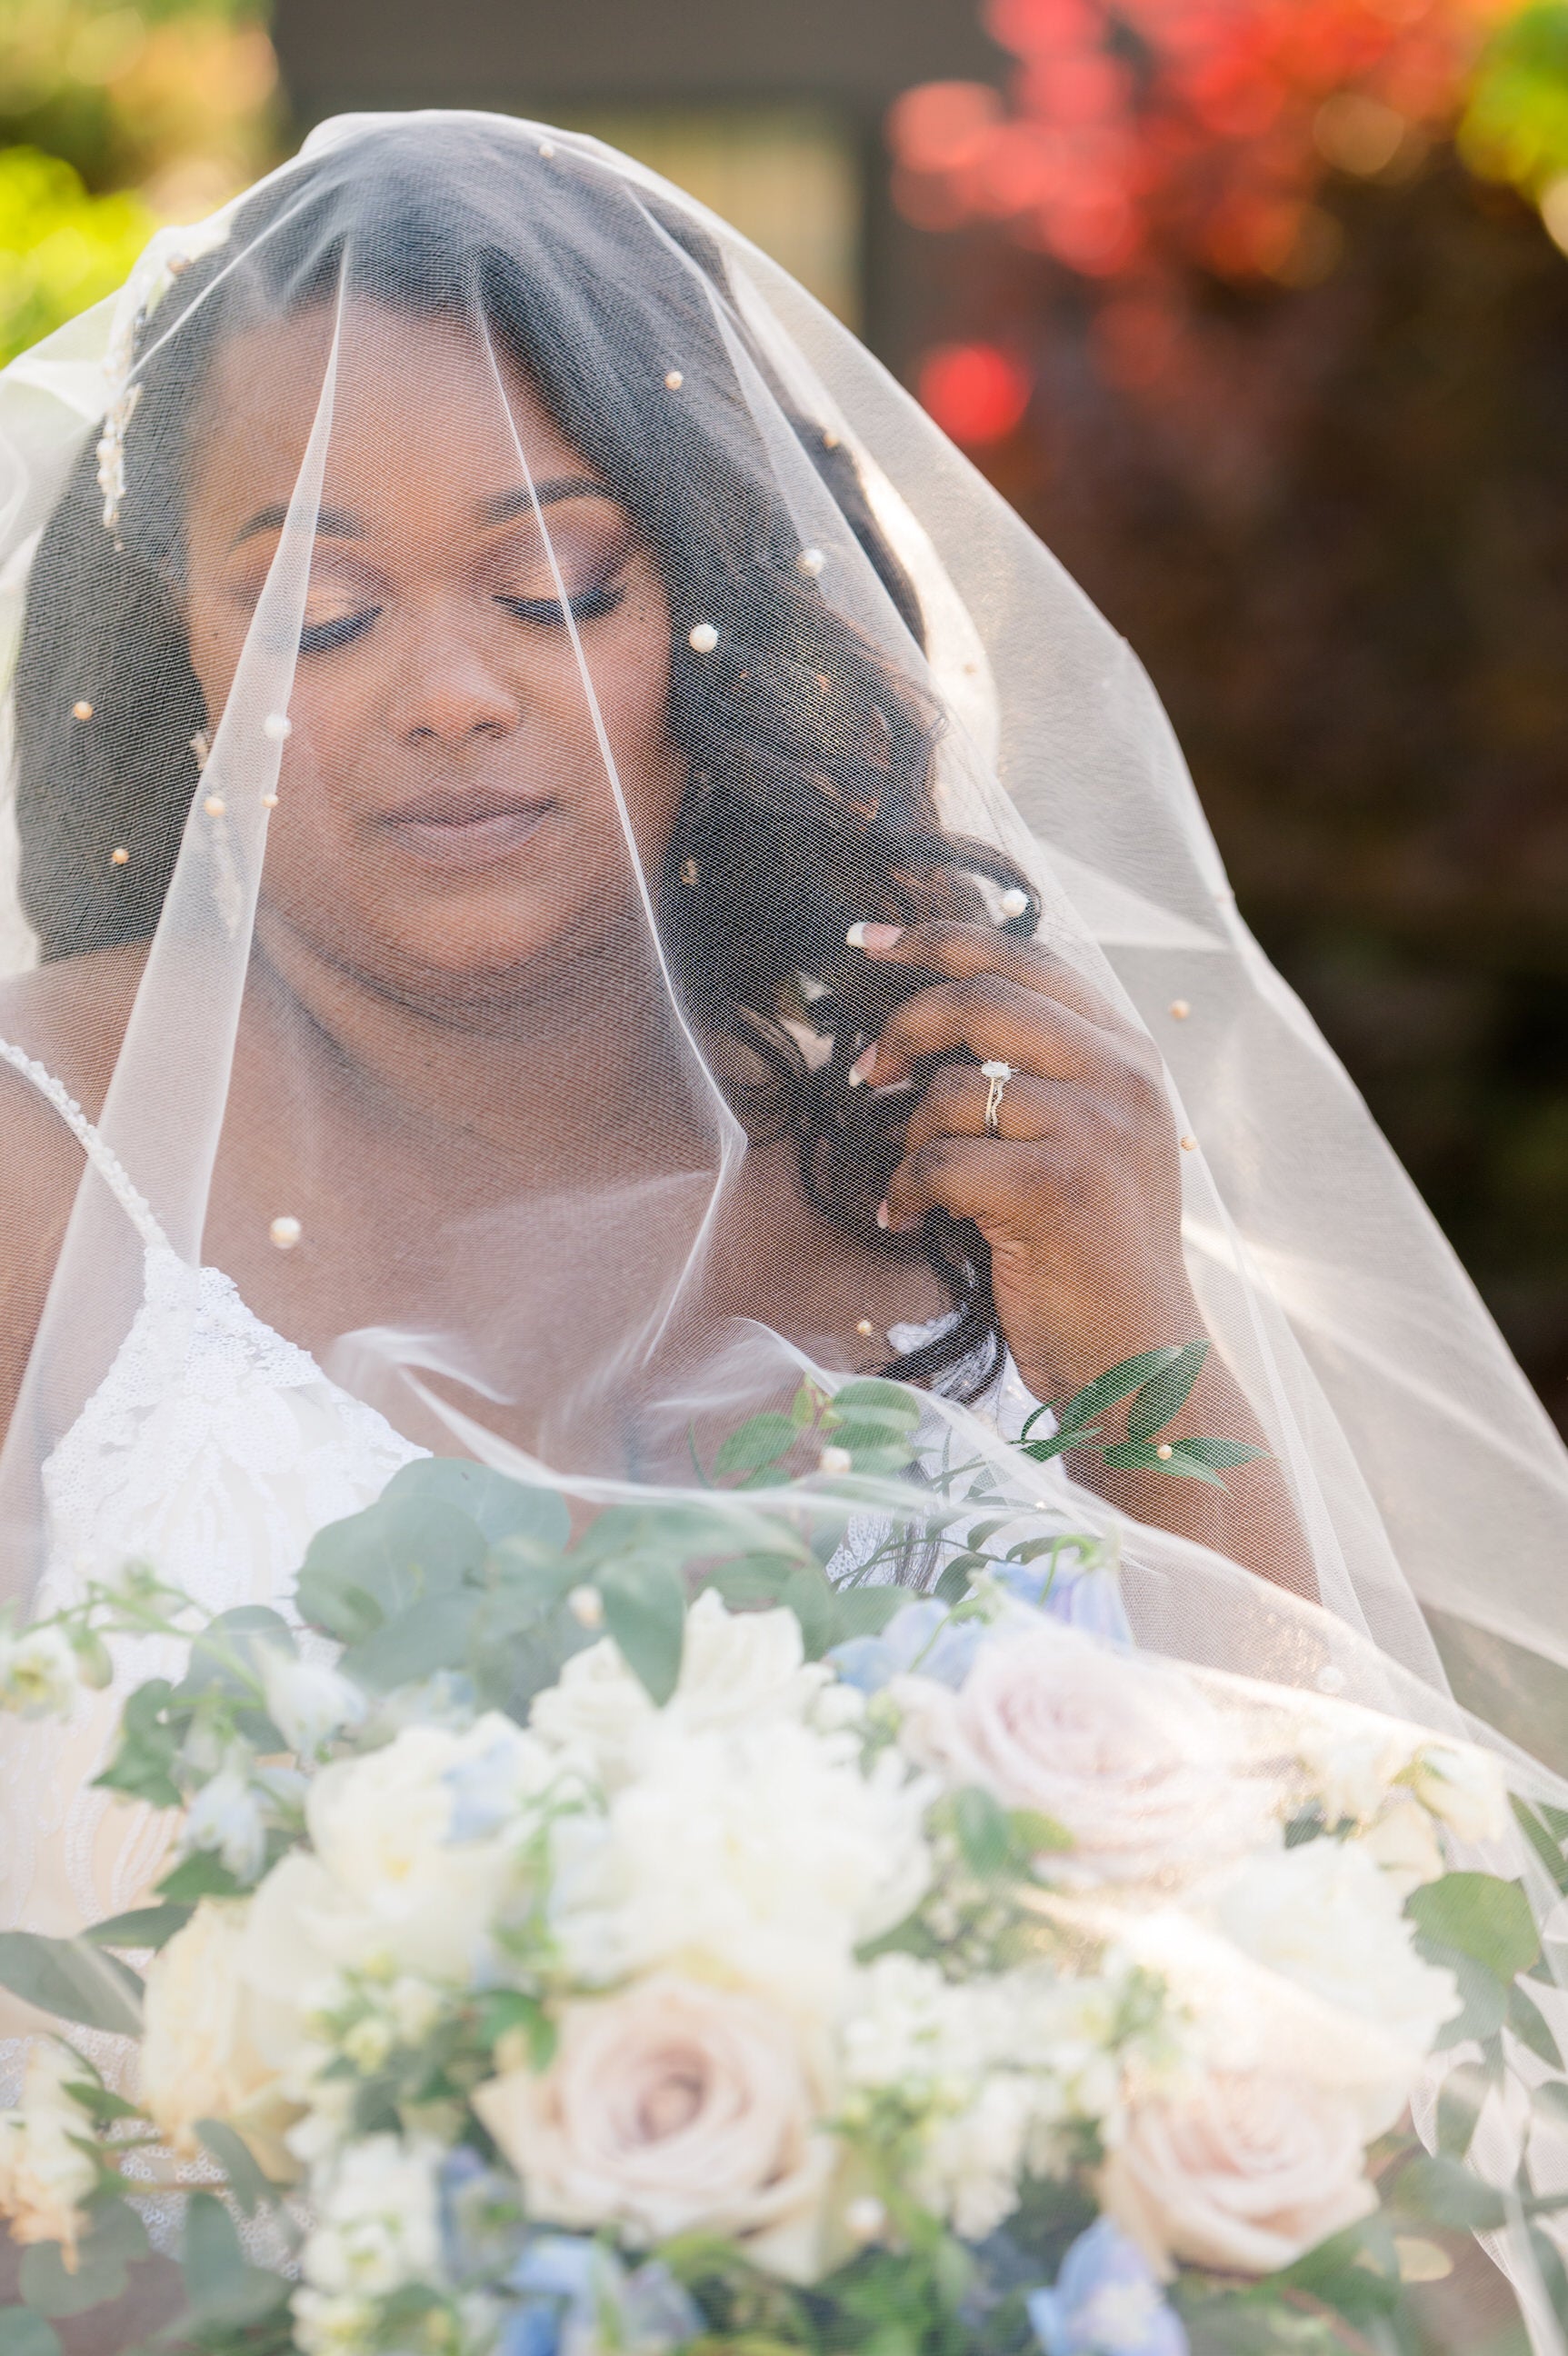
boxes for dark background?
[244,0,1568,1435]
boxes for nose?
[394,621,521,750]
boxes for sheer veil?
[0,105,1563,1752]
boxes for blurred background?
[3,0,1564,1436]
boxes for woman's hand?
[846,918,1313,1594]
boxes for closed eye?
[299,606,382,655]
[495,584,625,628]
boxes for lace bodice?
[0,1039,424,2079]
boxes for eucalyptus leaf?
[177,1606,296,1707]
[17,2199,147,2318]
[1277,2212,1400,2326]
[1393,2152,1508,2232]
[295,1496,485,1643]
[1125,1338,1209,1442]
[380,1456,571,1549]
[598,1559,685,1705]
[1407,1872,1541,1982]
[1435,2058,1493,2158]
[1509,1981,1564,2069]
[0,2311,60,2356]
[0,1932,143,2035]
[155,1852,247,1905]
[181,2191,289,2327]
[954,1787,1012,1879]
[195,2119,279,2216]
[340,1589,480,1693]
[81,1905,193,1952]
[828,1587,905,1642]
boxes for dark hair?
[13,121,1038,1395]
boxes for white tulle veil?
[0,105,1563,1751]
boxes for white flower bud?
[0,1626,80,1719]
[568,1586,605,1629]
[258,1647,366,1760]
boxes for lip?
[382,787,558,874]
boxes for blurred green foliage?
[0,146,151,363]
[1464,5,1568,187]
[0,0,278,365]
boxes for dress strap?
[0,1036,169,1254]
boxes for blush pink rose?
[1099,2072,1378,2275]
[894,1626,1271,1884]
[473,1973,834,2282]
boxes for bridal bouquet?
[0,1375,1564,2356]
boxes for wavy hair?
[12,121,1039,1395]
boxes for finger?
[880,1133,1054,1236]
[898,1060,1073,1154]
[846,917,1129,1035]
[849,970,1108,1091]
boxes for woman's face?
[182,301,686,1002]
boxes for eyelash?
[296,582,625,656]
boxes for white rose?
[1406,1741,1509,1843]
[1294,1711,1413,1826]
[531,1591,831,1789]
[243,1712,558,1998]
[292,2289,380,2356]
[1213,1839,1460,2119]
[1356,1796,1446,1896]
[894,1626,1271,1885]
[0,1627,80,1720]
[1100,2072,1377,2275]
[473,1973,834,2282]
[549,1718,931,2026]
[141,1899,302,2178]
[258,1648,367,1761]
[0,2040,99,2259]
[301,2134,444,2298]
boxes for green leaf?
[953,1786,1012,1879]
[1054,1349,1185,1436]
[1277,2212,1400,2325]
[934,1561,973,1605]
[1126,1339,1210,1442]
[155,1852,246,1905]
[476,1988,556,2070]
[195,2120,278,2217]
[829,1379,922,1430]
[1393,2151,1508,2232]
[1512,1795,1568,1894]
[1529,2225,1568,2331]
[1509,1981,1564,2068]
[0,2312,60,2356]
[295,1497,485,1644]
[82,1905,193,1952]
[380,1456,571,1549]
[1407,1872,1541,1982]
[18,2199,147,2318]
[92,1679,182,1810]
[827,1587,905,1642]
[1010,1806,1074,1856]
[1426,1945,1509,2048]
[713,1414,799,1479]
[0,1932,143,2035]
[1435,2058,1493,2157]
[341,1589,481,1693]
[598,1559,685,1705]
[178,1606,296,1707]
[181,2191,288,2328]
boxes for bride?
[0,109,1565,2350]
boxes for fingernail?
[875,1200,890,1230]
[845,922,904,952]
[847,1044,877,1088]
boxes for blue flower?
[496,2233,704,2356]
[993,1561,1132,1646]
[1027,2221,1187,2356]
[830,1598,987,1692]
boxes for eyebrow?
[228,475,615,554]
